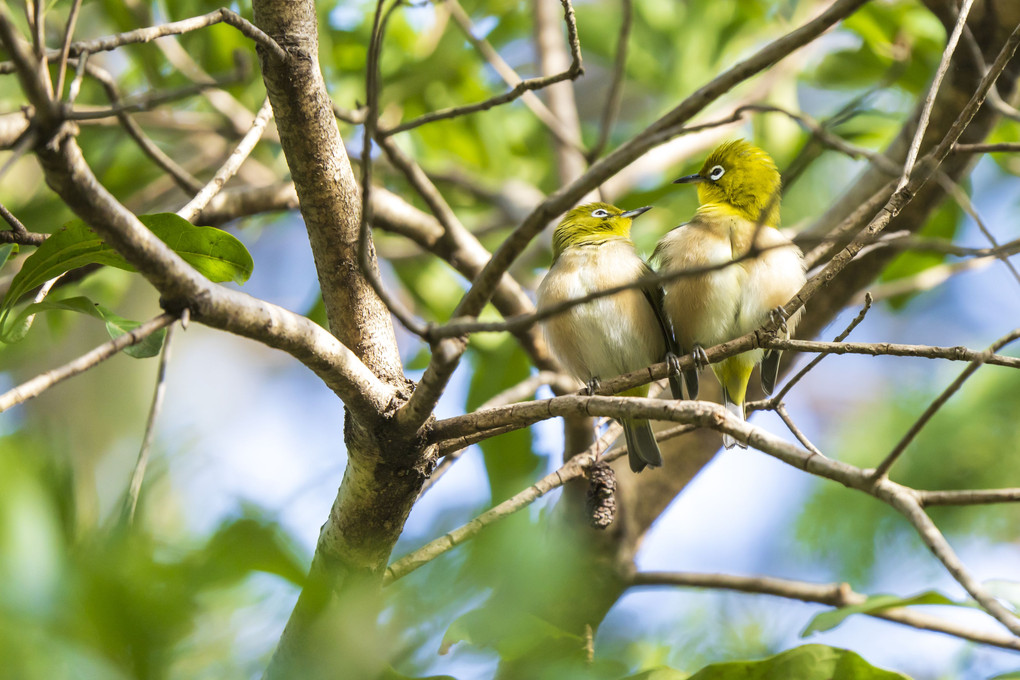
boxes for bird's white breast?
[537,241,665,384]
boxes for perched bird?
[654,140,806,448]
[537,202,675,472]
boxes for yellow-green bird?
[537,202,676,472]
[654,140,806,449]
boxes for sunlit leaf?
[0,296,166,358]
[0,213,253,327]
[801,591,964,636]
[687,644,912,679]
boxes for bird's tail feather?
[715,358,752,450]
[721,390,747,450]
[623,419,662,472]
[683,367,699,400]
[761,349,781,396]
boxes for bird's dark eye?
[709,165,725,181]
[591,208,610,218]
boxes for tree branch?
[630,571,1020,652]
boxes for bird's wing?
[639,260,684,399]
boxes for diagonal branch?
[630,571,1020,652]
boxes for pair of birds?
[537,140,807,472]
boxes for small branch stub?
[586,461,617,529]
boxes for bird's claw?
[666,352,683,377]
[585,377,601,396]
[769,306,789,334]
[692,344,709,371]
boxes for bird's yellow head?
[674,140,782,226]
[551,202,651,259]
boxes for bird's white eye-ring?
[591,208,610,218]
[708,165,725,181]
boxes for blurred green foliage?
[798,366,1020,582]
[1,0,1017,678]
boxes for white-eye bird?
[537,202,676,472]
[654,140,806,449]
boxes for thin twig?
[935,173,1020,290]
[750,294,873,411]
[952,142,1020,153]
[897,0,975,191]
[122,323,177,525]
[54,0,83,100]
[388,422,694,583]
[630,571,1020,652]
[0,202,46,245]
[587,0,632,160]
[0,129,38,185]
[178,97,274,222]
[0,314,177,412]
[359,0,430,338]
[384,0,583,140]
[417,371,579,499]
[918,488,1020,506]
[77,59,203,194]
[65,68,249,120]
[872,329,1020,481]
[774,403,826,458]
[59,8,287,62]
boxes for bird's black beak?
[673,174,705,184]
[620,206,652,219]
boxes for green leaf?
[0,243,16,272]
[0,296,166,358]
[688,644,912,680]
[990,671,1020,680]
[0,213,253,326]
[801,590,963,636]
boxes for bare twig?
[918,488,1020,506]
[122,323,177,524]
[417,371,579,499]
[872,329,1020,481]
[749,294,873,411]
[630,571,1020,652]
[759,337,1020,369]
[178,97,274,222]
[65,68,250,121]
[54,0,83,100]
[774,403,825,458]
[389,421,694,583]
[60,8,287,62]
[0,314,177,413]
[385,0,583,140]
[953,142,1020,153]
[359,0,431,339]
[0,203,46,246]
[935,173,1020,289]
[897,0,975,191]
[587,0,632,160]
[76,59,203,194]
